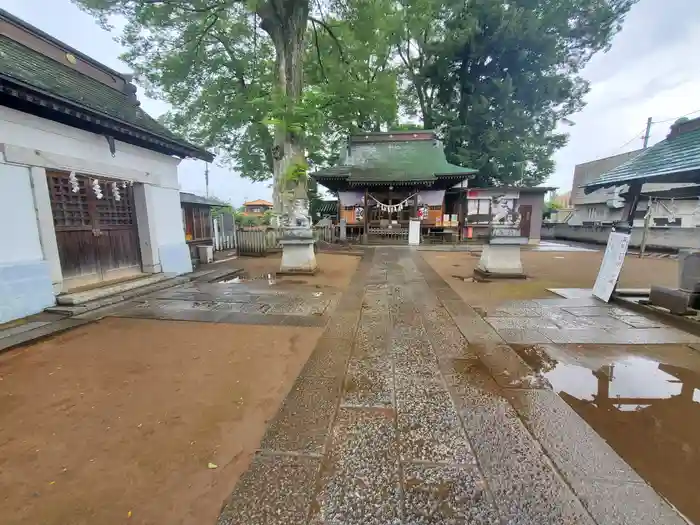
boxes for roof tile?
[586,126,700,190]
[0,35,208,158]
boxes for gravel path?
[218,248,686,525]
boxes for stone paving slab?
[442,358,595,525]
[341,356,393,408]
[395,377,474,465]
[323,311,362,340]
[493,327,555,344]
[541,326,700,344]
[260,376,341,455]
[0,321,50,339]
[309,408,401,525]
[402,463,500,525]
[610,313,666,328]
[0,318,91,353]
[560,305,616,316]
[570,478,689,525]
[392,326,442,381]
[505,389,687,525]
[504,389,640,483]
[217,248,692,525]
[299,337,353,380]
[217,454,319,525]
[486,316,560,331]
[469,343,551,389]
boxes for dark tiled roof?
[313,139,476,184]
[179,192,224,207]
[317,200,338,215]
[585,125,700,192]
[0,34,211,160]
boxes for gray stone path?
[217,248,686,525]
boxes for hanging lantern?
[112,181,121,201]
[92,178,103,200]
[68,171,80,193]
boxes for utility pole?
[642,116,653,149]
[639,198,653,257]
[204,162,210,197]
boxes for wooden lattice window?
[47,171,91,228]
[95,181,135,226]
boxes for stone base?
[280,238,318,275]
[474,244,525,279]
[649,285,700,314]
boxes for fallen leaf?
[128,510,132,518]
[207,462,218,469]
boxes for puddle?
[512,343,700,524]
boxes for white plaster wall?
[0,106,180,188]
[0,162,43,263]
[151,186,187,244]
[0,160,54,323]
[0,105,194,287]
[149,185,192,274]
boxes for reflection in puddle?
[513,343,700,525]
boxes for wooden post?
[411,188,418,218]
[363,186,369,244]
[639,198,653,258]
[620,182,642,231]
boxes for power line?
[608,128,646,155]
[652,108,700,125]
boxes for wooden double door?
[47,171,142,290]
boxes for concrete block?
[649,285,697,314]
[678,249,700,292]
[158,242,192,275]
[475,244,525,278]
[279,239,317,275]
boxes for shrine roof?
[312,133,476,190]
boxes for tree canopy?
[73,0,637,190]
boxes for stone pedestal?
[474,236,527,279]
[279,227,317,275]
[339,219,347,242]
[679,250,700,292]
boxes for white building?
[0,9,212,324]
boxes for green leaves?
[72,0,637,190]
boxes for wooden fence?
[233,226,339,256]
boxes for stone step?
[56,274,171,305]
[46,267,243,317]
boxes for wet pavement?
[112,280,340,328]
[534,241,598,252]
[512,342,700,525]
[216,248,691,525]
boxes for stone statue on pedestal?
[279,182,317,274]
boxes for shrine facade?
[312,130,476,243]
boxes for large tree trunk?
[259,1,309,223]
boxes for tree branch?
[310,19,328,83]
[308,16,347,65]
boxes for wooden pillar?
[620,181,642,231]
[363,186,369,244]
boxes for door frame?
[519,204,533,238]
[47,170,142,290]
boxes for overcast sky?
[2,0,699,201]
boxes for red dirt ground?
[0,318,323,525]
[422,249,679,308]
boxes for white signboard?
[408,219,420,245]
[592,232,631,302]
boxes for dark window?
[653,217,681,227]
